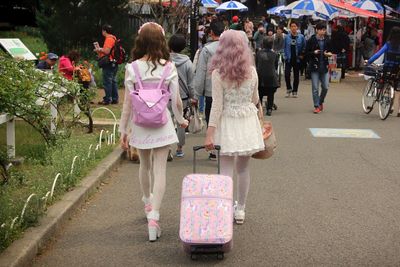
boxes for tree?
[36,0,131,58]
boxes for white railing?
[0,113,15,158]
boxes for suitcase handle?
[192,145,221,174]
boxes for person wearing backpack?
[119,22,188,242]
[168,34,195,158]
[95,24,119,105]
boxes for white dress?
[119,60,185,149]
[209,67,264,156]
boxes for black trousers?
[259,86,277,110]
[285,61,300,92]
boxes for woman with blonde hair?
[204,30,264,224]
[119,22,188,241]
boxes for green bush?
[0,123,115,252]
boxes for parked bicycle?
[362,64,396,120]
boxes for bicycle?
[362,64,396,120]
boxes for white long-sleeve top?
[208,67,259,128]
[119,60,185,149]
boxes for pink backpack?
[130,61,171,128]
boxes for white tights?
[137,146,169,213]
[219,155,251,207]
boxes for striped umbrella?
[352,0,383,13]
[202,0,219,8]
[267,5,286,16]
[281,0,338,20]
[216,0,248,11]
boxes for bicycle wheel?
[361,79,376,114]
[378,83,394,120]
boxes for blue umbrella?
[267,5,286,16]
[216,0,248,12]
[352,0,383,13]
[202,0,219,8]
[281,0,338,20]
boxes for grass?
[0,121,115,252]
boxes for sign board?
[309,128,380,139]
[0,38,36,60]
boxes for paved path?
[34,77,400,266]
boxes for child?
[119,22,188,241]
[168,34,195,157]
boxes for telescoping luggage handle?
[193,145,221,174]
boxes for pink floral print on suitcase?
[180,174,233,244]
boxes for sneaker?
[292,92,298,98]
[272,103,278,110]
[285,90,292,98]
[313,107,321,114]
[176,150,184,157]
[208,153,217,161]
[167,150,173,162]
[233,201,245,224]
[266,109,272,116]
[319,103,324,111]
[148,219,161,242]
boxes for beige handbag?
[188,106,204,134]
[252,103,277,160]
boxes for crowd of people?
[34,15,400,243]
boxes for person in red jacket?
[58,50,80,80]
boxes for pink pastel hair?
[209,30,254,86]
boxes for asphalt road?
[34,76,400,266]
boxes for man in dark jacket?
[305,22,333,114]
[331,25,350,79]
[256,37,280,116]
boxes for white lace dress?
[208,67,264,156]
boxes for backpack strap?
[156,62,172,90]
[131,61,144,91]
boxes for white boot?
[147,211,161,242]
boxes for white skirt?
[129,109,178,149]
[214,110,264,156]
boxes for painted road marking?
[309,128,380,139]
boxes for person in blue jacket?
[284,21,306,98]
[367,26,400,116]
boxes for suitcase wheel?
[217,252,224,260]
[190,253,197,260]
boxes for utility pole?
[190,0,200,60]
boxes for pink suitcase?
[179,145,233,260]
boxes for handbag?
[252,103,277,160]
[188,105,204,134]
[97,55,111,68]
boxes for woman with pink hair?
[204,30,264,225]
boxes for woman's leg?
[220,155,235,178]
[149,145,170,214]
[146,145,169,241]
[235,156,251,207]
[137,148,152,199]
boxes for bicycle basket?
[364,65,380,77]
